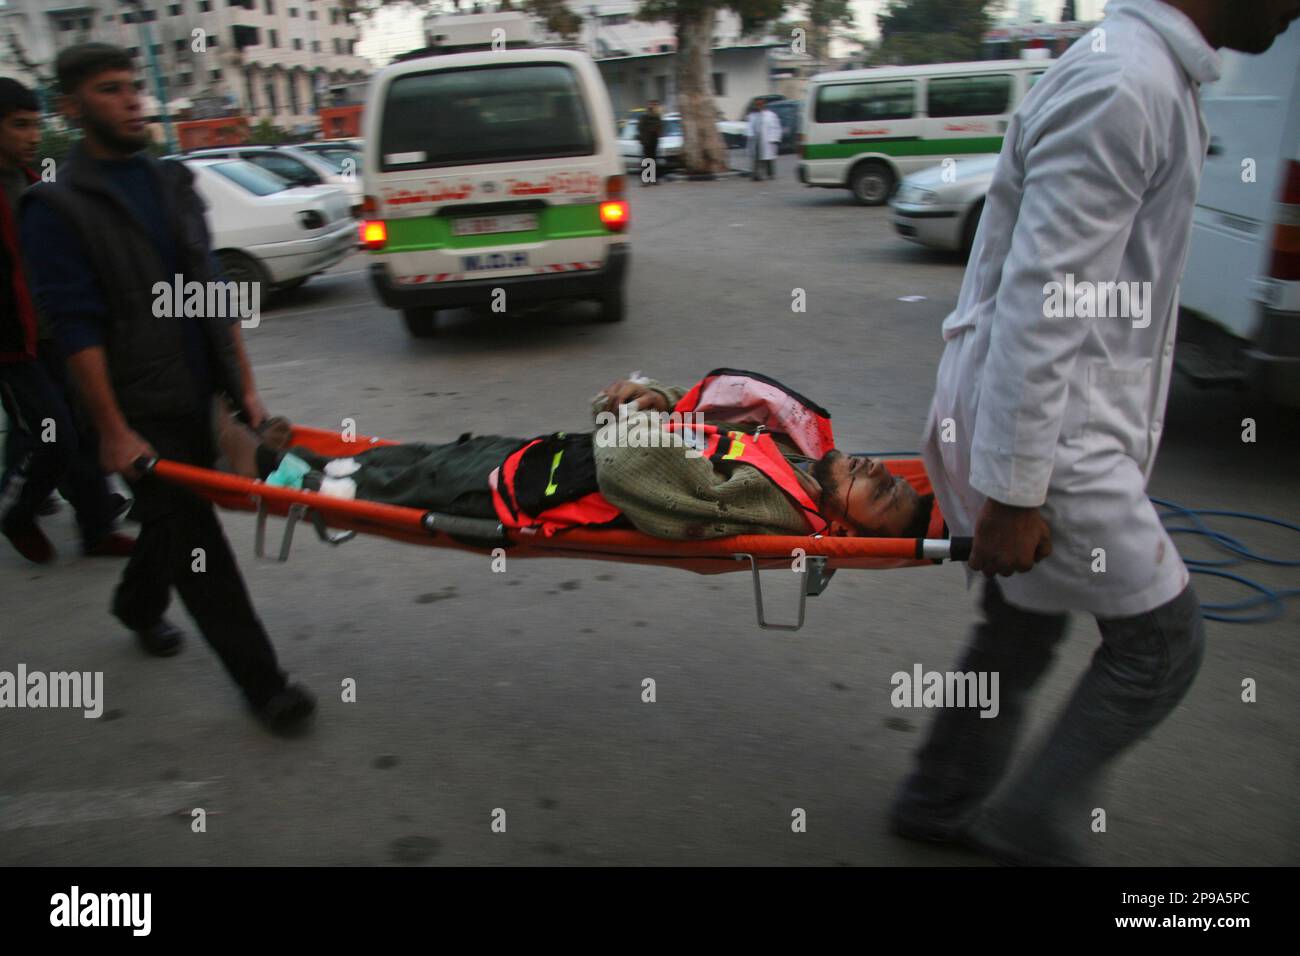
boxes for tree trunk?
[675,6,728,176]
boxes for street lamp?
[120,0,177,153]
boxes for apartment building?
[0,0,368,131]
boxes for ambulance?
[361,48,630,337]
[799,59,1049,205]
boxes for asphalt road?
[2,155,1296,866]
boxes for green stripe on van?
[380,202,607,252]
[804,136,1003,161]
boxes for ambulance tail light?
[1267,160,1300,281]
[360,219,387,250]
[601,175,629,232]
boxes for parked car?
[889,153,999,257]
[187,144,364,216]
[618,113,684,171]
[295,139,364,173]
[181,157,357,292]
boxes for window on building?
[264,0,276,14]
[711,72,725,96]
[332,38,341,54]
[80,15,91,29]
[288,79,300,115]
[199,0,212,11]
[311,40,320,52]
[179,72,193,86]
[814,79,916,123]
[262,81,278,115]
[925,74,1012,118]
[174,38,187,52]
[293,38,303,50]
[169,3,182,15]
[269,29,279,47]
[308,9,317,19]
[211,68,223,80]
[289,5,299,15]
[127,46,140,58]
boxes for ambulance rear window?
[380,63,596,170]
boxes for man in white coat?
[891,0,1300,865]
[747,100,782,181]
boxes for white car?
[187,144,364,216]
[182,158,357,292]
[618,113,684,172]
[889,154,1000,256]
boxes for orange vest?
[489,369,837,537]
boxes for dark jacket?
[20,145,244,421]
[638,110,662,147]
[0,165,39,363]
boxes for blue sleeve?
[20,194,108,356]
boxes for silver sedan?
[889,154,1000,256]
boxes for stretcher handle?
[420,511,507,544]
[134,456,159,475]
[948,536,973,562]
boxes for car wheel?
[216,250,269,290]
[402,307,437,338]
[962,200,985,259]
[596,284,626,323]
[849,162,895,206]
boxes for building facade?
[0,0,368,132]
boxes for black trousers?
[0,342,115,546]
[112,409,286,706]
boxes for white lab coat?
[921,0,1221,617]
[747,108,782,162]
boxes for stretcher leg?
[736,554,833,632]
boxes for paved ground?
[2,155,1296,866]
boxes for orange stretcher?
[138,425,971,631]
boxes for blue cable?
[1149,498,1300,624]
[858,454,1298,625]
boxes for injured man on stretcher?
[217,369,937,541]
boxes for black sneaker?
[132,619,185,657]
[37,495,60,517]
[254,683,316,736]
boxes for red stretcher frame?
[140,426,971,631]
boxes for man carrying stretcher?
[221,369,941,542]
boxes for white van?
[1177,20,1300,405]
[361,48,630,337]
[799,59,1048,205]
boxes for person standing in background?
[747,100,781,181]
[638,100,663,185]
